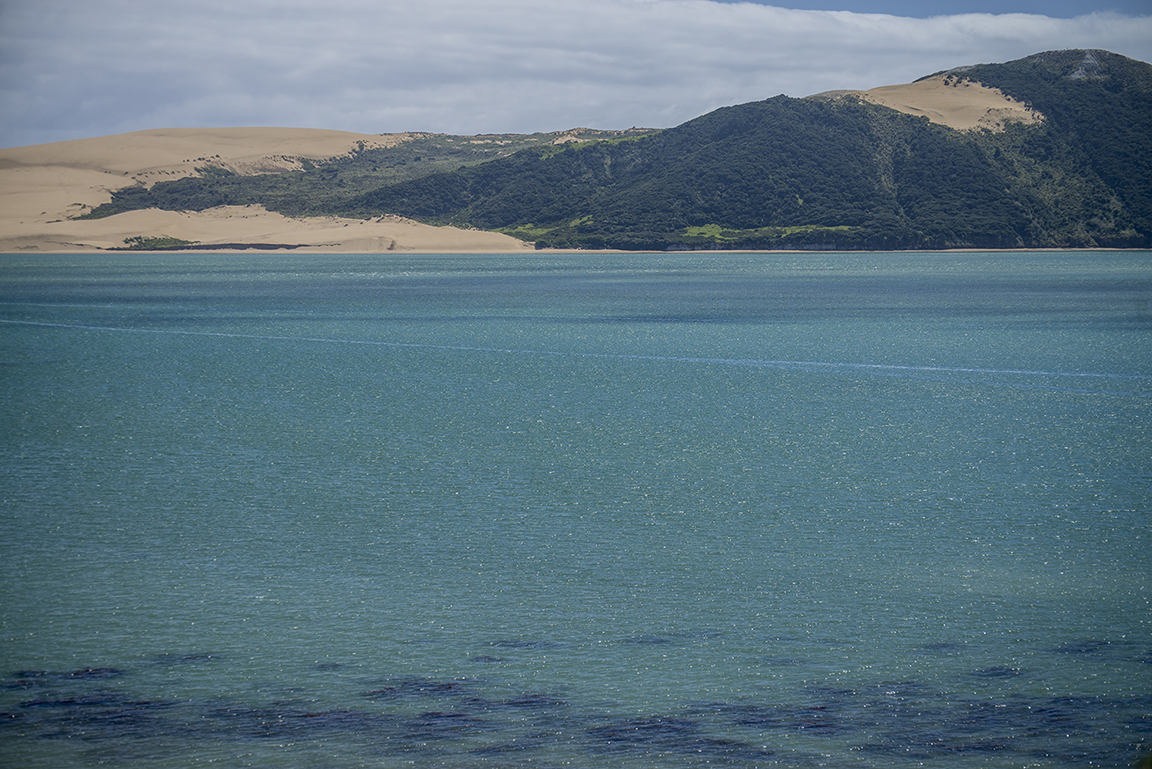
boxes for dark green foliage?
[195,165,236,178]
[79,50,1152,250]
[953,50,1152,247]
[113,235,198,250]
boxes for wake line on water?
[3,318,1149,395]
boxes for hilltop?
[2,50,1149,252]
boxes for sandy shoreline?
[0,205,534,254]
[0,78,1044,255]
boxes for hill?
[8,49,1151,252]
[338,49,1151,250]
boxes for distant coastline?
[3,50,1148,254]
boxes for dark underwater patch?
[469,737,543,755]
[200,703,400,742]
[617,634,675,645]
[855,736,1011,758]
[66,667,126,680]
[20,692,136,709]
[496,693,568,711]
[586,715,776,761]
[761,656,807,666]
[1052,639,1113,655]
[402,710,497,742]
[970,666,1024,678]
[4,676,50,691]
[361,677,474,700]
[16,693,177,743]
[587,715,699,743]
[5,667,127,690]
[696,701,846,736]
[490,639,564,650]
[2,655,1147,766]
[917,641,969,655]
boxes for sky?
[718,0,1152,14]
[1,0,1150,148]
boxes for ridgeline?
[82,50,1152,251]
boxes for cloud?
[1,0,1150,147]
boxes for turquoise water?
[0,251,1149,768]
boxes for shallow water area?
[1,251,1150,767]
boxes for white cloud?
[1,0,1150,147]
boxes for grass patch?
[495,224,557,241]
[537,131,659,159]
[682,223,858,243]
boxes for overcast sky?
[1,0,1150,148]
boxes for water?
[1,251,1149,768]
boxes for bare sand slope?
[0,127,533,253]
[854,74,1043,131]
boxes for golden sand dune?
[0,127,532,253]
[853,74,1043,131]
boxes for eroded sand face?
[0,128,533,253]
[855,75,1043,131]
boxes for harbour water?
[1,251,1149,767]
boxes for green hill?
[83,50,1152,251]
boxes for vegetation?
[949,50,1152,244]
[81,50,1151,250]
[113,235,198,250]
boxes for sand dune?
[0,127,532,253]
[0,77,1042,253]
[854,74,1043,131]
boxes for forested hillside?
[350,97,1035,250]
[83,50,1152,250]
[955,50,1152,242]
